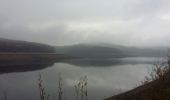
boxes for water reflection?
[0,63,152,100]
[62,58,122,67]
[0,57,156,100]
[62,57,156,67]
[0,57,157,74]
[0,62,55,74]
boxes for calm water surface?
[0,57,162,100]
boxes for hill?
[0,38,63,65]
[55,44,127,58]
[55,44,168,58]
[0,38,56,53]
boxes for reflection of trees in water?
[62,58,155,67]
[0,58,156,74]
[0,62,55,74]
[62,59,122,67]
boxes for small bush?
[38,73,49,100]
[74,76,88,100]
[143,56,170,84]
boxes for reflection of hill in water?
[62,58,156,67]
[0,58,158,74]
[62,59,122,67]
[0,62,55,74]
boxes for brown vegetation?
[38,73,50,100]
[75,76,88,100]
[57,73,63,100]
[1,73,88,100]
[105,56,170,100]
[37,73,88,100]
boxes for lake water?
[0,57,164,100]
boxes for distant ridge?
[0,38,55,53]
[55,43,168,58]
[55,44,127,58]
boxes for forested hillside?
[0,38,55,53]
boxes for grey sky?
[0,0,170,46]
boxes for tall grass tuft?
[1,73,88,100]
[75,76,88,100]
[143,56,170,84]
[38,73,49,100]
[139,55,170,100]
[57,73,63,100]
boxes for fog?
[0,0,170,46]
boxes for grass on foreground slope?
[2,73,88,100]
[105,56,170,100]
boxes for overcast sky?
[0,0,170,46]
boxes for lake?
[0,57,164,100]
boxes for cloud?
[0,0,170,46]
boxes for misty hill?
[0,38,64,66]
[55,44,168,58]
[55,44,128,58]
[0,38,55,53]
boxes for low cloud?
[0,0,170,46]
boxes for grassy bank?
[105,56,170,100]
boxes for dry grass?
[37,74,88,100]
[37,73,88,100]
[143,56,170,84]
[74,76,88,100]
[57,73,63,100]
[139,56,170,100]
[106,55,170,100]
[38,73,50,100]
